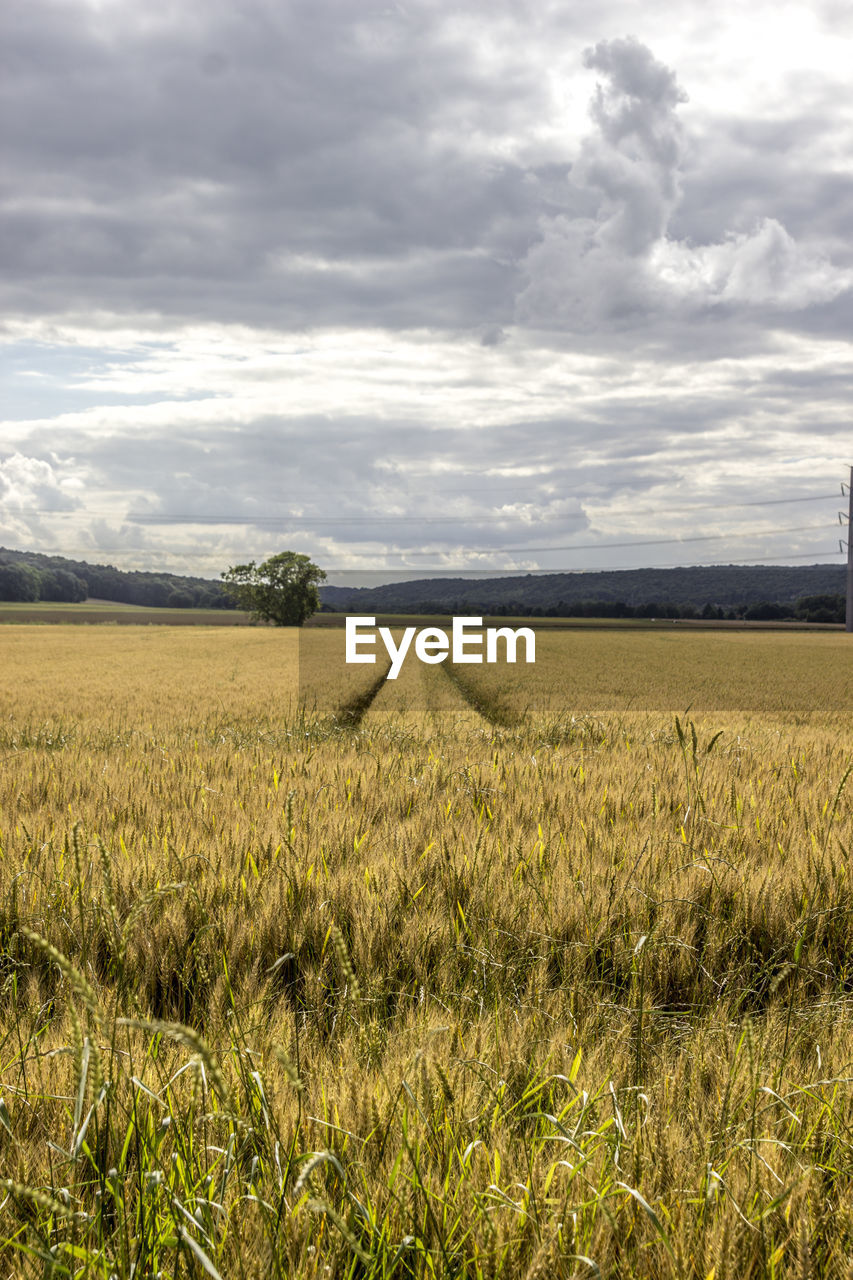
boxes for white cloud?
[518,36,852,330]
[652,218,849,308]
[0,451,81,512]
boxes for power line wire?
[384,522,832,556]
[0,492,838,525]
[586,493,838,515]
[1,521,834,561]
[0,520,836,554]
[324,549,844,573]
[2,495,842,576]
[8,547,842,574]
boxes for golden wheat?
[0,624,851,1278]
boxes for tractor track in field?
[334,661,392,727]
[441,661,523,728]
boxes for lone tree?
[221,551,326,626]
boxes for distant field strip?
[0,601,251,625]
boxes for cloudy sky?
[2,0,851,584]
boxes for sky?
[2,0,852,586]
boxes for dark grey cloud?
[673,117,853,261]
[4,4,850,346]
[2,0,549,330]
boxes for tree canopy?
[221,552,326,626]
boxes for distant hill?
[0,547,234,609]
[321,564,847,619]
[1,549,847,621]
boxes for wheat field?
[1,625,852,1278]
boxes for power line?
[0,491,839,525]
[321,550,845,573]
[1,486,842,577]
[587,493,838,515]
[130,500,841,526]
[382,522,832,556]
[7,546,842,574]
[0,519,836,553]
[431,490,839,512]
[1,521,834,562]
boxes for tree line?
[0,549,235,609]
[382,594,844,623]
[322,563,847,614]
[0,548,325,619]
[0,546,846,624]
